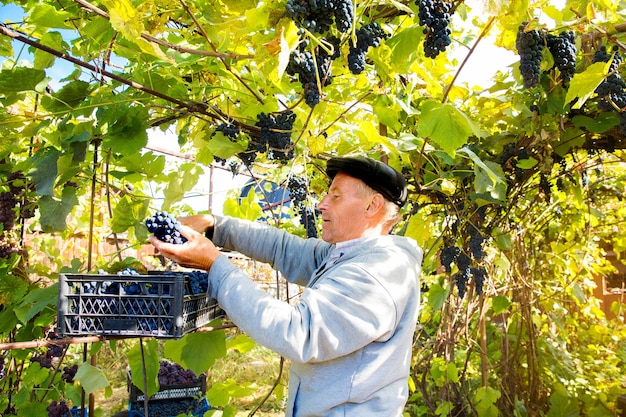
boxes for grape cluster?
[467,224,485,261]
[453,252,471,299]
[546,31,576,86]
[439,244,460,273]
[285,0,354,34]
[299,206,319,238]
[471,267,486,296]
[286,38,340,107]
[31,352,53,369]
[287,176,308,206]
[593,45,626,135]
[286,176,318,238]
[129,398,206,417]
[254,111,297,162]
[62,364,78,383]
[0,355,6,380]
[158,360,198,385]
[145,211,187,244]
[348,22,389,74]
[47,400,70,417]
[516,22,544,88]
[179,270,209,295]
[415,0,453,58]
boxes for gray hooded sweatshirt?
[207,215,423,416]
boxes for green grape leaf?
[75,363,110,395]
[41,80,91,112]
[164,329,227,377]
[39,186,79,232]
[127,339,160,399]
[418,100,482,156]
[207,379,255,407]
[162,162,203,209]
[0,67,47,93]
[226,333,256,353]
[28,3,73,28]
[223,190,264,221]
[208,132,247,159]
[34,31,65,70]
[111,195,150,234]
[491,295,512,315]
[14,283,57,324]
[426,283,448,311]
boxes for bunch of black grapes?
[254,111,297,162]
[546,31,577,86]
[286,37,341,107]
[285,0,354,33]
[46,401,70,417]
[593,45,626,135]
[415,0,453,58]
[516,22,544,88]
[145,211,187,244]
[348,22,388,74]
[287,176,319,238]
[157,360,198,385]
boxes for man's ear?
[365,193,385,217]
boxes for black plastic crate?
[127,371,207,403]
[128,398,210,417]
[57,272,223,338]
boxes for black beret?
[326,156,408,207]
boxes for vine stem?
[442,16,496,104]
[177,0,265,105]
[0,24,217,118]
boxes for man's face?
[318,172,370,243]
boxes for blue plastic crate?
[57,272,224,339]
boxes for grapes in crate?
[145,211,187,244]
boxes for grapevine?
[415,0,453,58]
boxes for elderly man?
[150,156,423,417]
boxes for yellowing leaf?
[566,61,610,109]
[405,211,431,247]
[102,0,143,39]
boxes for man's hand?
[149,225,220,271]
[178,214,215,234]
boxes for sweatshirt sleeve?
[212,215,331,286]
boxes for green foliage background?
[1,0,625,415]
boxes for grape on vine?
[516,22,544,89]
[415,0,453,58]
